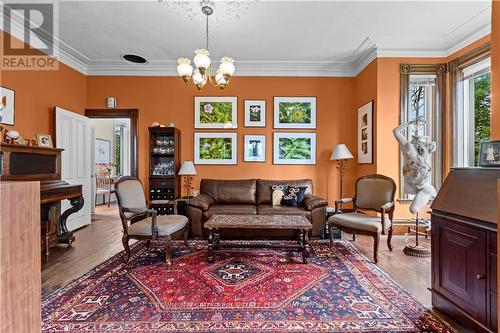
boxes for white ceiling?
[8,0,494,76]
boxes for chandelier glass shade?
[176,5,235,90]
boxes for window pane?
[473,72,491,165]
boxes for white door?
[55,107,92,231]
[90,126,96,213]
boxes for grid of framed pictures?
[193,96,317,165]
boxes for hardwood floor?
[42,205,432,309]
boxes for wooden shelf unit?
[148,127,181,215]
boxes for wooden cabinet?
[0,181,41,333]
[148,127,181,215]
[431,168,498,333]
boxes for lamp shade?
[330,144,353,160]
[178,161,198,176]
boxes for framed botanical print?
[244,100,266,127]
[274,97,316,129]
[273,132,316,165]
[194,96,238,129]
[244,135,266,162]
[36,134,53,148]
[95,138,111,163]
[0,86,15,125]
[194,132,237,165]
[358,101,373,164]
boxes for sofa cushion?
[256,179,313,205]
[203,204,257,220]
[200,179,257,205]
[257,205,311,218]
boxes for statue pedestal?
[403,213,431,257]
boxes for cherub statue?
[393,119,437,214]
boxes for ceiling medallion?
[175,3,235,90]
[160,0,256,24]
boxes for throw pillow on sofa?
[281,192,298,207]
[284,186,307,204]
[270,185,286,206]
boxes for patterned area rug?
[42,240,451,332]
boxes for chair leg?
[107,192,111,207]
[373,233,380,263]
[183,226,189,248]
[387,226,393,251]
[165,236,173,265]
[122,235,131,263]
[145,240,151,249]
[352,234,356,241]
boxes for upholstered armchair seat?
[330,212,391,233]
[128,215,188,236]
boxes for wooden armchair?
[114,176,189,264]
[95,171,115,207]
[328,174,396,263]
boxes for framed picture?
[273,132,316,165]
[479,140,500,167]
[95,138,111,164]
[194,132,237,165]
[244,100,266,127]
[36,134,53,148]
[194,96,237,129]
[357,101,373,164]
[274,97,316,129]
[0,87,15,125]
[244,135,266,162]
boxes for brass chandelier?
[176,4,235,90]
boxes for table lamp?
[330,144,353,211]
[178,161,197,197]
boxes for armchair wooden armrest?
[123,207,158,238]
[335,198,353,212]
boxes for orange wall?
[492,1,500,140]
[0,31,87,140]
[354,59,378,179]
[86,76,358,203]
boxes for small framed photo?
[244,100,266,127]
[194,96,238,129]
[0,86,15,125]
[273,132,316,165]
[357,101,373,164]
[274,97,316,129]
[36,134,53,148]
[194,132,237,165]
[479,140,500,167]
[244,135,266,162]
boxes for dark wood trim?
[85,109,139,177]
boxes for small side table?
[324,207,342,240]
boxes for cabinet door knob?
[476,274,485,280]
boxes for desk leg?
[57,196,84,246]
[207,229,215,263]
[302,229,310,264]
[214,228,220,249]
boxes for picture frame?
[194,96,238,129]
[0,86,15,125]
[95,138,111,164]
[244,100,266,127]
[274,97,316,129]
[194,132,238,165]
[357,101,373,164]
[273,132,316,165]
[479,140,500,167]
[36,134,53,148]
[244,135,266,162]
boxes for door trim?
[85,109,139,177]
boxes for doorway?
[85,109,138,215]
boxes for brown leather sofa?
[187,179,328,239]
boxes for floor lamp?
[330,144,353,212]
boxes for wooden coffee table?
[204,215,313,263]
